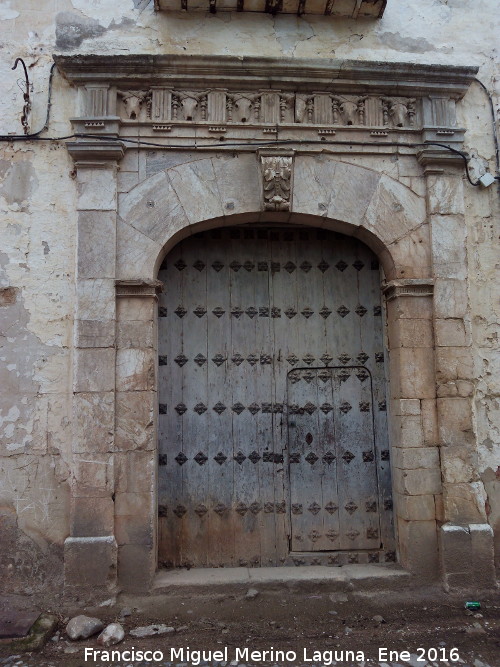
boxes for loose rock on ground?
[129,623,175,637]
[96,622,125,646]
[65,615,104,641]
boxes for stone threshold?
[153,564,411,595]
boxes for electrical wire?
[474,78,500,181]
[0,129,482,186]
[3,63,55,138]
[0,61,496,188]
[11,58,31,134]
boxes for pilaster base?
[439,523,497,592]
[64,536,118,602]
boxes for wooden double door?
[158,227,395,567]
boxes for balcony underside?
[154,0,387,17]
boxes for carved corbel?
[259,151,294,212]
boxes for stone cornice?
[54,55,478,98]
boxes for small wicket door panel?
[158,227,394,568]
[288,367,380,552]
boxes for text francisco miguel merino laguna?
[85,646,402,664]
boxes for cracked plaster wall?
[0,0,499,589]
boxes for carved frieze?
[172,91,208,122]
[78,85,469,151]
[113,88,422,130]
[118,90,151,120]
[382,97,416,128]
[150,87,172,123]
[57,56,477,161]
[332,96,367,126]
[226,92,258,123]
[82,84,110,117]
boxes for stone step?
[152,564,411,596]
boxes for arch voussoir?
[117,154,429,282]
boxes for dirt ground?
[1,588,499,667]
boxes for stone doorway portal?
[157,226,395,567]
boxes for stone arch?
[116,154,429,282]
[108,152,439,590]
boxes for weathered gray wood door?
[288,368,380,553]
[158,227,394,568]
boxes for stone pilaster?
[64,141,123,601]
[383,279,440,580]
[418,152,495,589]
[115,280,162,592]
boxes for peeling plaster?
[273,16,316,57]
[0,0,499,589]
[55,11,137,50]
[0,159,38,209]
[70,0,136,29]
[0,454,69,595]
[0,1,18,20]
[376,32,453,55]
[0,255,64,457]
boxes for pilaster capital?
[66,138,125,165]
[417,146,465,175]
[116,279,163,298]
[383,279,434,301]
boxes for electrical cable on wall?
[1,62,498,190]
[474,78,500,180]
[0,130,487,187]
[11,58,31,134]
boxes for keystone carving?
[259,152,294,211]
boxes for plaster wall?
[0,0,499,596]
